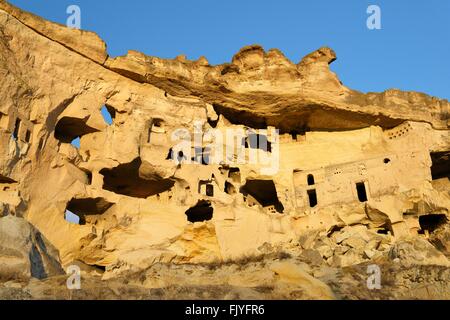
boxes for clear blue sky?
[8,0,450,100]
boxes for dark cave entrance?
[101,105,115,125]
[100,158,175,198]
[377,222,393,235]
[307,174,315,186]
[240,179,284,213]
[224,181,236,195]
[356,182,368,202]
[243,133,272,153]
[65,197,114,225]
[25,129,31,143]
[185,200,214,223]
[206,184,214,197]
[54,116,99,143]
[12,118,20,140]
[419,214,448,233]
[166,148,187,164]
[198,180,215,197]
[307,189,318,207]
[147,118,164,143]
[0,175,16,184]
[430,152,450,180]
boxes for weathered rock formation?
[0,215,64,282]
[0,0,449,299]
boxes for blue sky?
[8,0,449,100]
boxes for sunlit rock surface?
[0,0,448,299]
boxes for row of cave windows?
[8,117,32,143]
[306,182,368,208]
[167,136,273,154]
[305,158,390,188]
[62,158,439,225]
[197,175,382,213]
[303,161,406,207]
[74,157,243,202]
[55,105,274,153]
[65,196,448,234]
[199,180,238,198]
[78,164,367,216]
[9,115,306,171]
[66,158,368,223]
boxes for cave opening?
[307,174,315,186]
[71,137,80,148]
[64,210,80,224]
[54,116,99,143]
[166,148,186,164]
[356,182,368,202]
[185,200,213,223]
[100,158,175,198]
[152,118,163,129]
[25,129,31,143]
[12,118,20,140]
[65,197,114,225]
[199,180,214,197]
[224,181,236,195]
[430,152,450,180]
[307,189,317,207]
[419,214,448,233]
[147,118,164,143]
[0,175,17,184]
[81,169,93,185]
[376,224,392,235]
[207,117,219,128]
[243,133,272,153]
[240,179,284,213]
[290,131,298,141]
[228,167,241,183]
[206,184,213,197]
[101,105,114,125]
[166,148,173,160]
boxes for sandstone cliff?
[0,0,449,299]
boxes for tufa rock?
[0,215,64,281]
[0,1,448,284]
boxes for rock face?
[0,215,64,281]
[0,1,449,299]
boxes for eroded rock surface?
[0,215,64,282]
[0,0,449,299]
